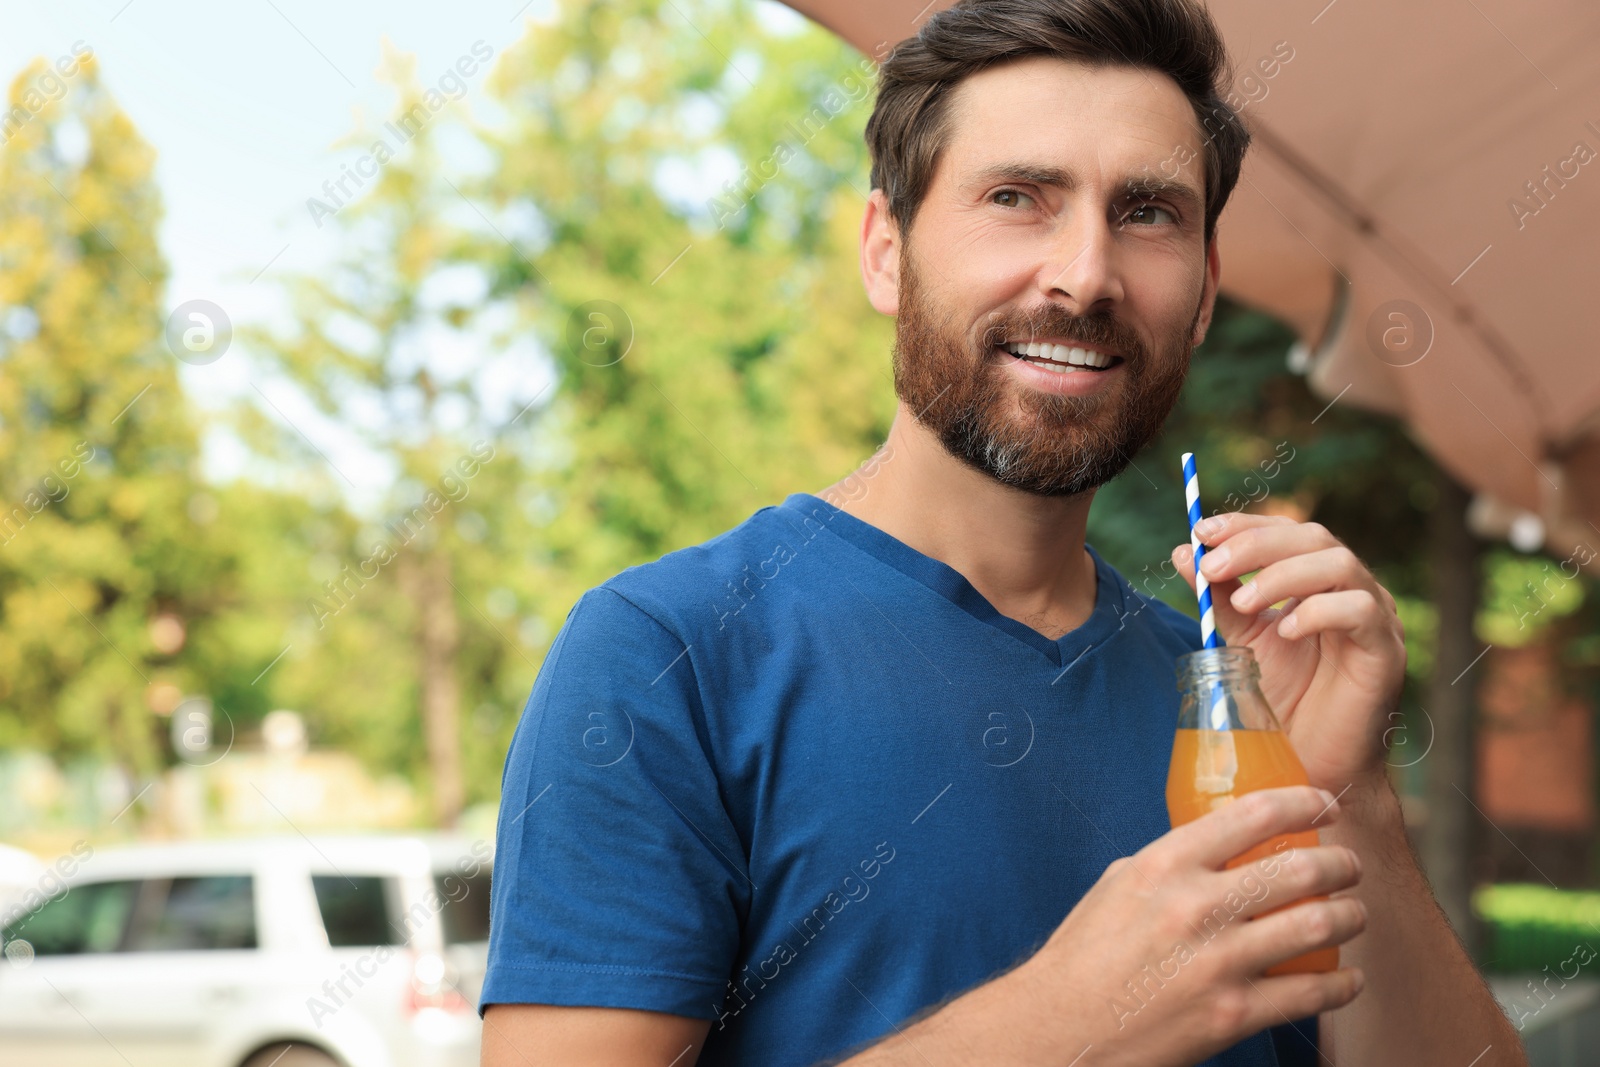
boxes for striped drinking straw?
[1181,452,1229,730]
[1181,452,1219,650]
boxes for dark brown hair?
[864,0,1251,244]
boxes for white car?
[0,843,45,923]
[0,835,491,1067]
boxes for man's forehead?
[940,55,1205,184]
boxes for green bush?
[1475,884,1600,974]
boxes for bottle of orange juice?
[1166,645,1338,975]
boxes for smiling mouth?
[997,340,1123,374]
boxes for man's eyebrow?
[1122,176,1205,216]
[963,161,1204,217]
[964,162,1075,191]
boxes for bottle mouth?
[1175,645,1260,694]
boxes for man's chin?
[937,416,1140,498]
[968,458,1128,499]
[996,381,1121,433]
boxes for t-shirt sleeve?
[480,586,748,1019]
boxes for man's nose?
[1039,208,1126,313]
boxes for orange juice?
[1167,727,1338,975]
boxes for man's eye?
[992,189,1035,209]
[1124,203,1177,226]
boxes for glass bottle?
[1166,645,1338,975]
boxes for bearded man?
[479,2,1525,1065]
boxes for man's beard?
[891,253,1197,497]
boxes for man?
[480,1,1526,1064]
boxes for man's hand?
[1171,514,1407,792]
[939,786,1365,1067]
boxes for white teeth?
[1002,341,1114,368]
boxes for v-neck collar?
[780,492,1130,669]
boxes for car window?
[435,871,490,944]
[125,876,256,951]
[0,879,140,956]
[313,874,401,946]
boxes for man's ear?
[861,188,901,316]
[1190,235,1223,347]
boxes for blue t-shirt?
[483,492,1317,1067]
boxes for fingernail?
[1202,545,1230,572]
[1194,517,1218,536]
[1351,969,1365,994]
[1318,788,1337,808]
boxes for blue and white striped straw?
[1181,452,1220,651]
[1182,452,1230,731]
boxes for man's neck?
[818,403,1100,640]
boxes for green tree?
[246,45,548,825]
[0,54,346,828]
[0,53,203,775]
[468,0,896,631]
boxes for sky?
[0,0,808,508]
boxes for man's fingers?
[1237,967,1366,1033]
[1199,843,1362,924]
[1197,523,1347,587]
[1162,786,1339,870]
[1191,511,1299,544]
[1170,543,1251,629]
[1224,895,1367,976]
[1172,542,1198,591]
[1173,524,1395,648]
[1277,589,1399,652]
[1225,547,1380,616]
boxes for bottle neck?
[1175,645,1259,697]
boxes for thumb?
[1170,542,1251,642]
[1171,543,1197,595]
